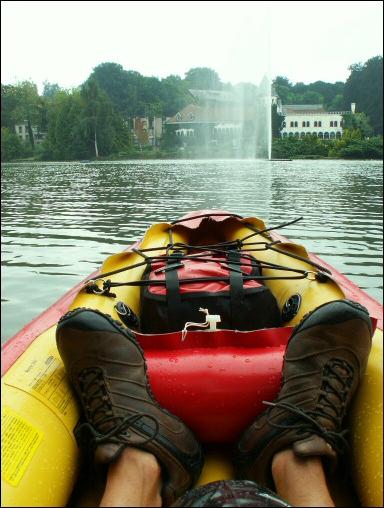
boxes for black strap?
[227,250,244,330]
[165,252,183,329]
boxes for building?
[279,103,356,139]
[165,89,256,148]
[14,122,46,145]
[132,117,163,147]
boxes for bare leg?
[100,447,163,507]
[272,448,335,507]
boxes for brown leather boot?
[234,299,373,488]
[56,308,204,505]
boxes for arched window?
[283,132,288,138]
[176,113,182,121]
[330,121,334,127]
[290,121,294,127]
[294,121,298,127]
[289,132,294,137]
[336,132,341,138]
[312,132,317,137]
[318,121,322,127]
[300,132,306,138]
[302,121,306,127]
[318,132,323,139]
[306,121,310,127]
[294,132,299,137]
[314,121,318,127]
[324,132,329,139]
[330,132,336,139]
[334,120,338,127]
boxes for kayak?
[1,210,382,507]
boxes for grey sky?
[1,1,383,93]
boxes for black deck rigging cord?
[83,215,332,296]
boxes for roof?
[282,104,325,114]
[166,103,254,124]
[188,89,238,103]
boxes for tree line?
[1,56,382,162]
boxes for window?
[188,113,195,120]
[330,121,334,127]
[302,121,306,127]
[282,121,286,127]
[334,121,338,127]
[176,113,182,121]
[314,121,318,127]
[294,121,298,127]
[290,121,294,127]
[318,121,322,127]
[306,121,310,127]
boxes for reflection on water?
[1,159,383,342]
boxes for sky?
[1,1,383,93]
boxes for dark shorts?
[171,480,290,507]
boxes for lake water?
[1,159,383,343]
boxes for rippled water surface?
[1,159,383,343]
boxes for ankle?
[271,447,294,481]
[271,448,335,507]
[118,447,162,478]
[101,448,163,507]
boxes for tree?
[184,67,222,90]
[342,112,373,139]
[271,104,284,138]
[89,62,133,117]
[160,75,190,116]
[1,81,42,149]
[80,78,113,157]
[1,127,23,161]
[42,82,61,98]
[343,56,383,135]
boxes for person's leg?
[272,449,334,507]
[234,299,373,500]
[100,448,162,507]
[56,308,203,506]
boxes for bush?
[1,127,24,161]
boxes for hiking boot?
[56,307,204,505]
[234,299,373,488]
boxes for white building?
[14,122,46,144]
[279,103,356,139]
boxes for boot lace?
[264,358,354,454]
[75,367,159,448]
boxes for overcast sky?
[1,1,383,93]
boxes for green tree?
[160,75,190,116]
[342,112,373,139]
[1,127,24,161]
[42,82,61,98]
[343,56,383,135]
[184,67,222,90]
[1,81,43,149]
[271,104,284,138]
